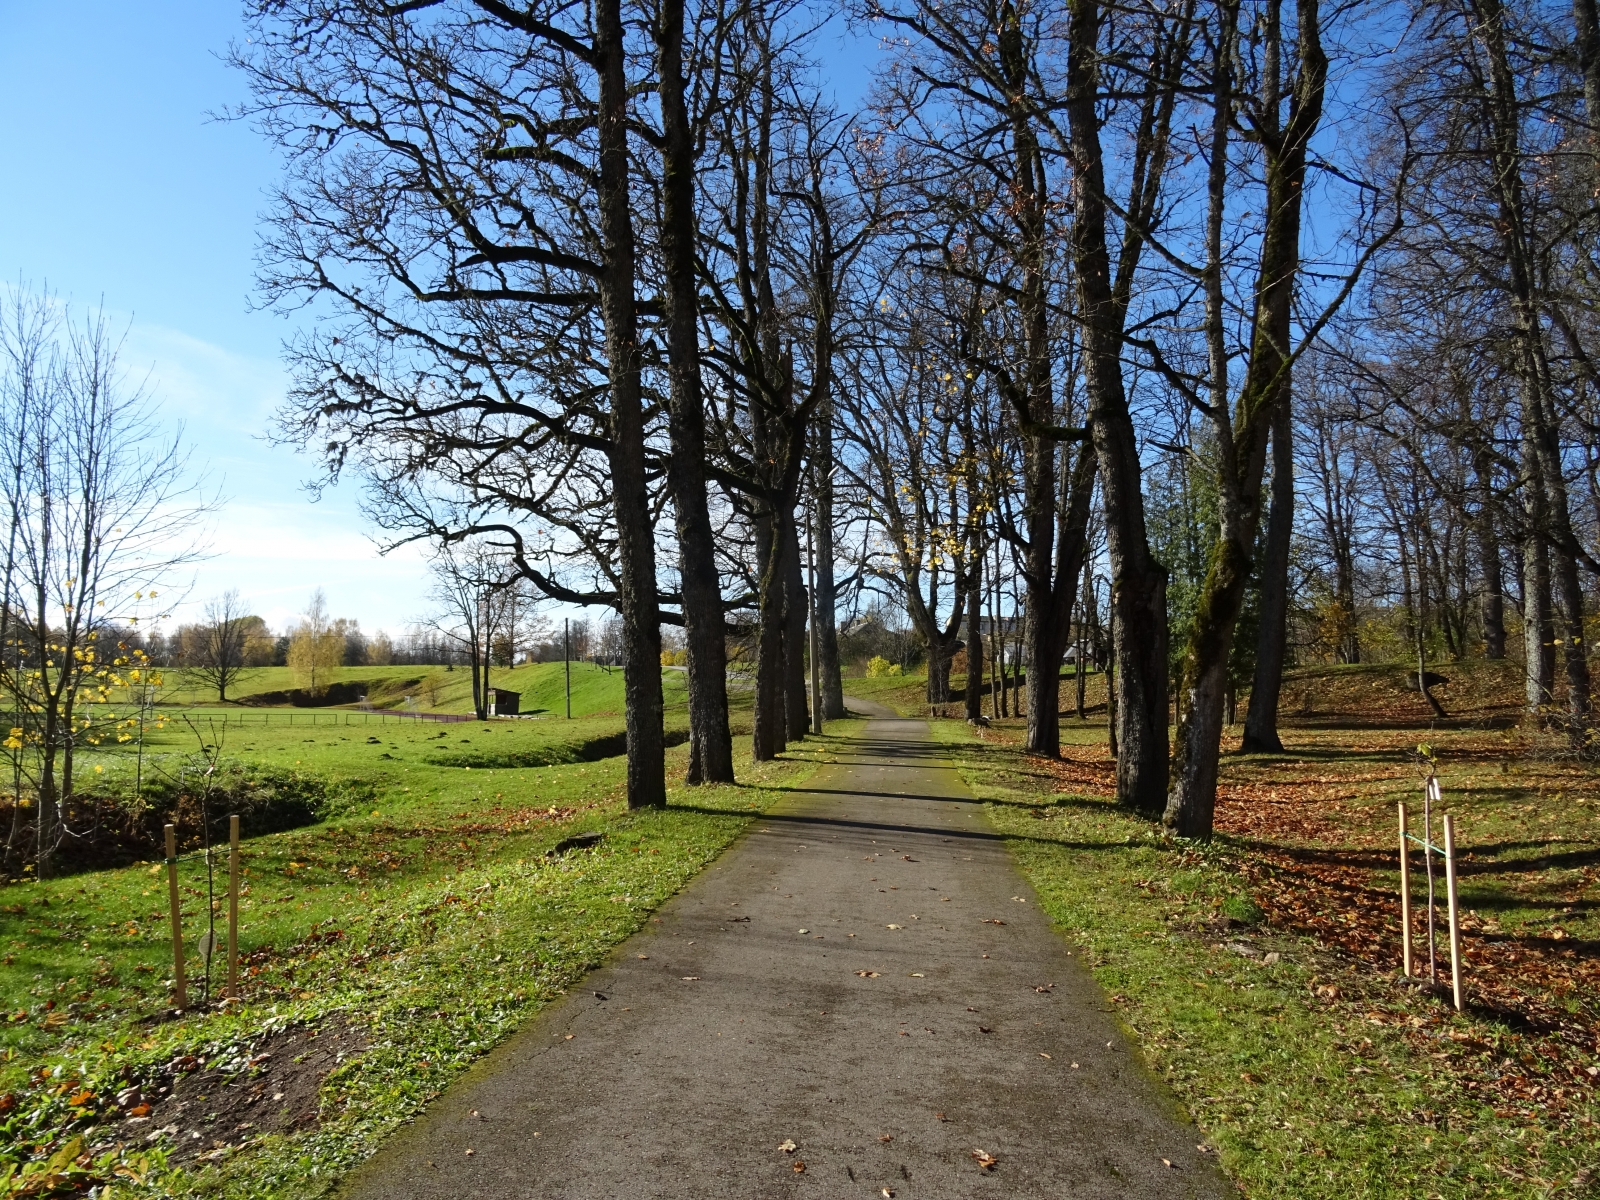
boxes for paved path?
[342,705,1231,1199]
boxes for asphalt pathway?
[342,704,1232,1199]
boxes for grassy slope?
[156,666,433,709]
[1,710,858,1198]
[159,660,684,720]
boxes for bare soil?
[101,1018,368,1165]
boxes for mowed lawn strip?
[931,716,1600,1200]
[144,659,686,717]
[0,715,863,1199]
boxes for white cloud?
[109,318,436,634]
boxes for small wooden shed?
[489,688,521,716]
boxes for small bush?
[866,656,903,678]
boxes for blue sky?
[0,1,435,637]
[0,2,879,640]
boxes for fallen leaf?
[934,1111,949,1121]
[798,928,809,934]
[1039,1053,1052,1060]
[972,1148,997,1170]
[792,1160,806,1174]
[879,1134,893,1143]
[909,972,925,978]
[778,1139,798,1153]
[881,1189,896,1198]
[681,976,700,981]
[465,1148,475,1156]
[886,924,904,930]
[982,918,1006,925]
[1161,1158,1176,1169]
[856,970,881,978]
[128,1103,151,1117]
[978,1025,993,1033]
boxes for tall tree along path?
[343,703,1231,1198]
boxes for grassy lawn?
[155,659,684,719]
[927,661,1599,1199]
[840,664,1110,719]
[0,705,858,1198]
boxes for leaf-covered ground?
[932,662,1599,1199]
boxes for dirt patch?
[100,1019,368,1165]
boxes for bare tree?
[0,291,208,877]
[187,589,257,702]
[240,0,667,805]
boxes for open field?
[0,702,850,1198]
[153,660,683,718]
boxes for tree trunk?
[1167,0,1324,839]
[814,410,846,720]
[1474,453,1507,659]
[1075,587,1088,720]
[470,647,485,721]
[596,0,665,807]
[966,558,984,722]
[1066,0,1170,813]
[656,0,734,784]
[1242,395,1293,752]
[752,507,787,760]
[784,516,810,741]
[1472,0,1590,742]
[1026,443,1098,755]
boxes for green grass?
[0,707,858,1198]
[931,716,1600,1199]
[154,659,674,720]
[455,660,686,717]
[152,665,435,709]
[840,666,1110,719]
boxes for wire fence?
[88,708,481,728]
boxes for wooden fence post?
[1444,814,1463,1012]
[1398,801,1412,978]
[228,814,240,1000]
[165,824,186,1009]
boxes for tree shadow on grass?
[662,802,1144,856]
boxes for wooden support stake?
[1444,813,1463,1012]
[165,824,186,1010]
[228,814,240,1000]
[1398,801,1412,978]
